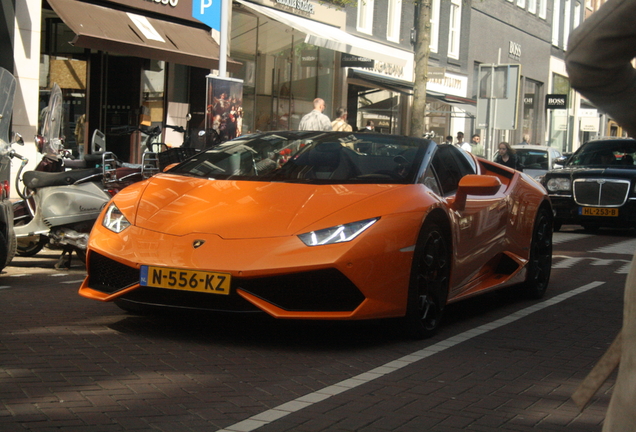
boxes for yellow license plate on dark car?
[140,265,231,295]
[580,207,619,217]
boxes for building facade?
[468,0,552,159]
[4,0,609,191]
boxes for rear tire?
[0,231,8,272]
[6,229,17,267]
[523,208,553,299]
[403,223,450,339]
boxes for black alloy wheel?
[523,208,553,299]
[404,223,450,339]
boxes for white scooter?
[11,84,155,268]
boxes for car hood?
[128,174,400,239]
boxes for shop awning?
[348,69,477,117]
[47,0,241,72]
[359,96,400,116]
[427,91,477,117]
[235,0,410,67]
[348,69,414,95]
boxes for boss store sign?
[546,94,568,110]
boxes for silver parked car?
[513,145,563,180]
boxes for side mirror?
[453,175,502,211]
[554,156,567,166]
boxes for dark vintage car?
[542,138,636,231]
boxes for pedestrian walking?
[358,120,375,132]
[518,134,530,145]
[456,132,471,152]
[494,142,518,169]
[299,98,332,131]
[331,107,352,132]
[470,134,484,156]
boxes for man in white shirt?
[456,132,471,152]
[299,98,332,131]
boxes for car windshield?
[567,140,636,168]
[515,149,549,170]
[169,131,428,184]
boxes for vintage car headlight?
[546,177,571,192]
[298,218,379,246]
[102,203,131,233]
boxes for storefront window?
[521,78,541,145]
[425,99,452,142]
[357,89,401,134]
[232,10,335,132]
[231,10,258,134]
[141,60,166,152]
[548,73,572,153]
[41,17,88,157]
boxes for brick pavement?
[0,232,626,431]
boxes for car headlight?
[298,217,379,246]
[102,203,131,233]
[546,177,571,192]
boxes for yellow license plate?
[140,265,231,295]
[580,207,619,217]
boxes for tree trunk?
[409,0,432,138]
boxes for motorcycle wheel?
[14,199,47,257]
[16,235,47,257]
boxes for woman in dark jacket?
[494,141,518,169]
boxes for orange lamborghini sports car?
[79,131,553,338]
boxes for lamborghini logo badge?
[193,240,205,248]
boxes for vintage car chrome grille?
[573,178,630,207]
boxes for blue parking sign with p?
[192,0,221,32]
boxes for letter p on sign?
[201,0,212,14]
[192,0,221,31]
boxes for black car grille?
[88,252,140,294]
[88,253,365,313]
[119,287,260,312]
[573,179,630,206]
[237,269,365,312]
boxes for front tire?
[523,208,553,299]
[403,223,450,339]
